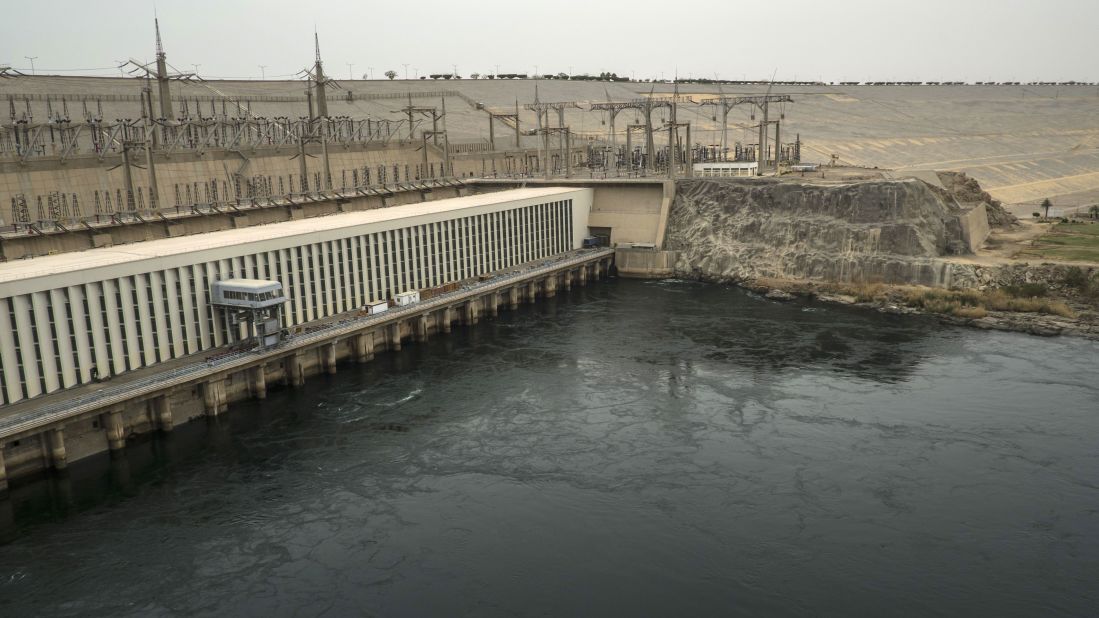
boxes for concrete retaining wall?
[615,248,678,279]
[957,203,991,252]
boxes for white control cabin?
[211,279,287,309]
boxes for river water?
[1,279,1097,617]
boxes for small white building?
[394,291,420,306]
[693,162,759,177]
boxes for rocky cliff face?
[665,178,971,286]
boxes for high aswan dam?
[1,22,1099,616]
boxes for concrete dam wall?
[664,178,982,287]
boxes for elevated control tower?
[211,279,287,349]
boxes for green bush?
[1062,267,1090,290]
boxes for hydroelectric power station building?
[0,187,593,406]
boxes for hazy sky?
[3,0,1097,82]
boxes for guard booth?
[210,279,288,349]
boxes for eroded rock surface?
[665,178,968,286]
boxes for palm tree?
[1041,198,1052,220]
[385,70,397,80]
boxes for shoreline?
[677,273,1099,341]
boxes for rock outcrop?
[937,171,1018,228]
[665,178,970,286]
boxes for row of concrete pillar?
[0,259,610,495]
[232,262,602,391]
[0,392,176,495]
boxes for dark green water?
[1,279,1097,617]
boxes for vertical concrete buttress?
[286,353,305,387]
[508,287,519,309]
[47,428,67,470]
[103,408,126,451]
[250,366,267,399]
[389,323,402,351]
[355,332,374,362]
[154,395,173,432]
[203,379,227,416]
[0,446,8,494]
[323,343,337,375]
[415,315,429,342]
[441,309,452,333]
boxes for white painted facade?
[0,187,592,405]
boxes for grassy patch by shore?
[1016,223,1099,262]
[901,287,1074,319]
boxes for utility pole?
[320,125,332,190]
[625,124,646,175]
[669,89,677,178]
[685,123,692,177]
[557,105,566,176]
[154,20,173,119]
[394,93,437,141]
[591,100,652,171]
[432,105,439,146]
[140,86,161,210]
[441,96,451,176]
[296,133,308,193]
[774,117,781,174]
[486,107,520,151]
[526,91,582,178]
[24,56,37,75]
[258,65,267,80]
[312,32,328,119]
[402,63,409,80]
[644,98,657,173]
[758,100,768,175]
[121,143,136,211]
[536,87,547,178]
